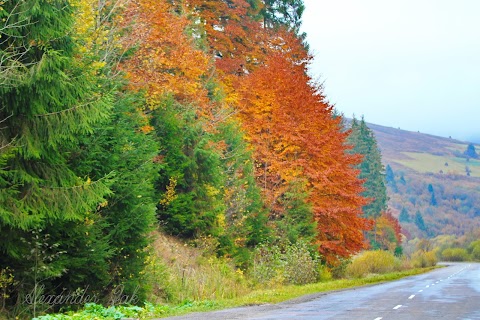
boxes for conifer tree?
[153,99,226,238]
[464,143,478,159]
[399,207,410,223]
[216,118,271,265]
[68,91,159,301]
[385,164,398,192]
[0,0,113,310]
[415,211,427,231]
[347,117,387,219]
[427,183,434,193]
[427,184,437,206]
[275,179,317,249]
[0,0,111,230]
[347,117,393,249]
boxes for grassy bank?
[30,235,440,319]
[33,266,436,319]
[151,266,436,318]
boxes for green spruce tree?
[0,0,111,230]
[216,118,271,266]
[275,179,317,249]
[464,143,478,159]
[347,117,391,249]
[68,91,159,301]
[427,184,437,206]
[385,164,398,192]
[152,98,225,238]
[415,211,427,231]
[399,207,410,223]
[347,117,388,219]
[0,0,114,312]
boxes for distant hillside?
[366,123,480,239]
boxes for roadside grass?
[31,234,441,320]
[33,267,437,320]
[30,233,442,320]
[145,266,437,318]
[226,267,436,305]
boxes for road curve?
[161,262,480,320]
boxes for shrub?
[317,265,333,282]
[472,247,480,261]
[411,250,437,268]
[251,244,283,286]
[251,242,319,286]
[33,303,147,320]
[346,250,397,278]
[468,240,480,260]
[283,242,319,285]
[441,248,469,262]
[330,259,350,279]
[396,256,413,271]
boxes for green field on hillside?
[395,152,480,178]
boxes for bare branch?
[0,2,37,87]
[0,136,16,151]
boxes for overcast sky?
[301,0,480,142]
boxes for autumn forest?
[0,0,406,318]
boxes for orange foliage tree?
[186,0,372,263]
[235,49,372,263]
[120,0,211,109]
[375,211,403,252]
[186,0,266,74]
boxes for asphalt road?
[162,262,480,320]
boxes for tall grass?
[33,267,435,320]
[144,232,249,304]
[31,241,441,319]
[170,256,247,301]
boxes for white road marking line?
[393,305,402,310]
[408,295,415,299]
[374,318,383,320]
[426,285,430,288]
[432,284,435,286]
[418,290,423,293]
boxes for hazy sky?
[301,0,480,142]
